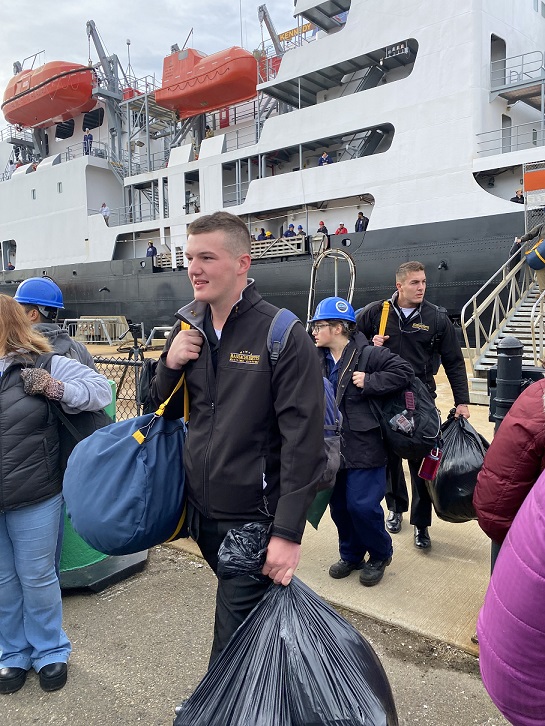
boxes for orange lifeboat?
[2,61,96,129]
[155,47,257,119]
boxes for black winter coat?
[318,333,413,469]
[150,282,325,543]
[357,295,470,405]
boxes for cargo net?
[523,160,545,230]
[92,356,143,421]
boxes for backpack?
[358,346,442,460]
[36,353,113,472]
[267,308,342,492]
[139,358,159,414]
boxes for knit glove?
[21,368,65,401]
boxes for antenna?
[126,38,134,79]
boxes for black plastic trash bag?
[175,523,398,726]
[426,412,489,523]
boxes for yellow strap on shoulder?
[133,321,191,443]
[378,301,390,337]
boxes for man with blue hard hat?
[311,296,413,586]
[14,277,95,369]
[284,223,296,238]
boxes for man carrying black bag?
[357,262,470,550]
[150,211,325,665]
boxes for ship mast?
[86,19,124,159]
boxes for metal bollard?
[488,336,523,572]
[491,336,523,431]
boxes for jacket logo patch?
[230,350,260,365]
[411,323,430,331]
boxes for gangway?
[460,251,542,404]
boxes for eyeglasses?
[311,323,331,332]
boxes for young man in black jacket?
[150,211,325,664]
[357,261,470,550]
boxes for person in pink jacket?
[477,467,545,725]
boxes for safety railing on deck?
[490,51,544,89]
[461,250,535,375]
[477,121,545,156]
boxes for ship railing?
[225,125,259,152]
[491,51,544,90]
[0,124,34,144]
[223,180,251,207]
[251,235,306,259]
[530,288,545,366]
[154,249,184,269]
[460,249,535,376]
[64,141,109,162]
[88,200,158,226]
[476,121,545,156]
[62,317,131,346]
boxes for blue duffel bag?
[62,374,188,556]
[525,238,545,270]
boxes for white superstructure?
[0,0,544,325]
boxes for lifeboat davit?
[2,61,96,129]
[155,47,258,119]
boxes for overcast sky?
[0,0,298,118]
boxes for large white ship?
[0,0,544,332]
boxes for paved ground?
[3,547,507,726]
[5,348,507,724]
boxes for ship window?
[31,189,36,200]
[55,119,74,140]
[535,0,539,10]
[57,182,63,194]
[542,1,545,17]
[82,108,104,131]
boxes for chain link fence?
[93,357,144,420]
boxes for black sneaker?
[359,556,392,586]
[328,559,363,579]
[385,511,403,534]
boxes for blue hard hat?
[14,277,64,308]
[288,223,294,228]
[310,297,356,323]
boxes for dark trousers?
[385,452,433,528]
[188,507,271,667]
[330,467,393,563]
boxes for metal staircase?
[461,251,545,404]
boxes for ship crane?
[86,19,124,157]
[258,5,285,57]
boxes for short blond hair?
[188,211,251,257]
[396,261,425,282]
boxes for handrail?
[530,289,545,365]
[460,249,535,375]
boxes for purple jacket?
[477,468,545,725]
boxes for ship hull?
[0,211,523,331]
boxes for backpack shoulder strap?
[357,345,374,373]
[358,299,388,337]
[267,308,300,367]
[35,352,57,372]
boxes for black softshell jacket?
[150,282,325,543]
[357,296,470,406]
